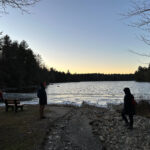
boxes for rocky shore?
[90,104,150,150]
[0,101,150,150]
[43,101,150,150]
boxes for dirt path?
[44,107,102,150]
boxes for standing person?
[0,90,3,102]
[122,88,135,129]
[37,82,47,119]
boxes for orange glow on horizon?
[45,57,138,74]
[46,64,136,74]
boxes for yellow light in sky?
[46,61,136,74]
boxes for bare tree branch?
[129,49,150,57]
[123,1,150,58]
[137,60,149,65]
[0,0,40,13]
[125,0,150,29]
[140,35,150,45]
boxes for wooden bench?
[4,99,24,112]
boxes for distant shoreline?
[1,80,136,93]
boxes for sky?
[1,0,150,74]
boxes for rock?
[99,136,105,142]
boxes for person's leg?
[122,111,128,125]
[42,105,45,117]
[128,114,133,129]
[40,105,44,119]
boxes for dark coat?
[0,91,3,102]
[123,94,135,115]
[37,87,47,105]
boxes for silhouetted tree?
[0,35,50,89]
[134,64,150,82]
[122,0,150,81]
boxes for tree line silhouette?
[0,35,135,91]
[134,65,150,82]
[0,35,51,90]
[49,68,134,83]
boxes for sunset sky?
[1,0,150,74]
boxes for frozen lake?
[2,81,150,107]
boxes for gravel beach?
[1,101,150,150]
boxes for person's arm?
[37,89,41,98]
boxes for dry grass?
[0,105,51,150]
[136,100,150,118]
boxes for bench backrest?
[5,99,20,104]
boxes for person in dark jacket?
[37,82,47,119]
[0,90,3,102]
[122,88,135,129]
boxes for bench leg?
[15,107,18,112]
[5,106,14,112]
[5,107,8,112]
[12,107,14,111]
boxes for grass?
[0,105,51,150]
[136,100,150,118]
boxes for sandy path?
[44,107,102,150]
[65,109,102,150]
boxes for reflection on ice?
[1,81,150,107]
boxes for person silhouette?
[122,88,135,129]
[0,90,3,102]
[37,82,47,119]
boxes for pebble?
[99,136,105,142]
